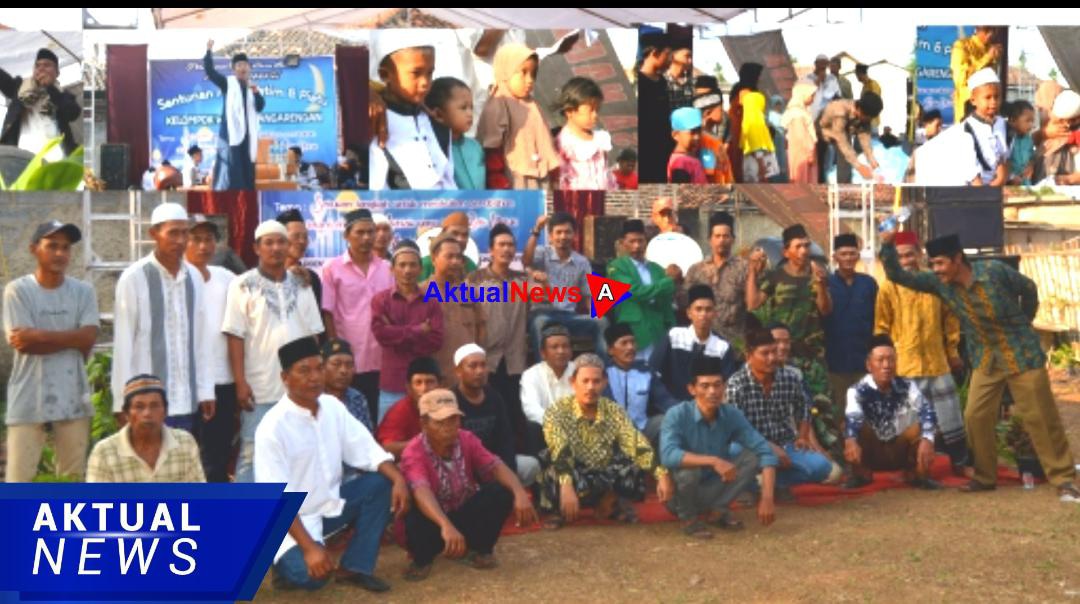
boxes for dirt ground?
[255,371,1080,603]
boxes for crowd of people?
[368,31,638,193]
[914,27,1080,186]
[913,65,1080,186]
[637,29,889,186]
[5,197,1080,593]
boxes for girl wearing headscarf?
[781,81,819,184]
[476,43,559,189]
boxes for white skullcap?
[453,343,486,367]
[370,29,436,82]
[254,220,288,240]
[1051,89,1080,120]
[815,54,829,63]
[967,68,1000,94]
[150,202,189,226]
[372,213,391,226]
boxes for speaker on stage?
[924,186,1004,249]
[99,143,130,190]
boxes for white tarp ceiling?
[0,31,83,87]
[152,8,750,30]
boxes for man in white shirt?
[519,324,576,454]
[112,203,214,434]
[184,214,236,482]
[223,220,324,482]
[806,54,842,120]
[255,337,408,592]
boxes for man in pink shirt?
[399,389,536,580]
[322,208,394,421]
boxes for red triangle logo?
[586,273,632,320]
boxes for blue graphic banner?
[150,56,337,173]
[0,483,302,602]
[260,189,546,269]
[915,26,974,125]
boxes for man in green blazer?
[607,219,675,359]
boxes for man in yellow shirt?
[950,27,1002,121]
[874,231,967,474]
[855,64,882,132]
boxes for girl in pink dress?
[554,77,616,190]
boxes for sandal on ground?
[958,480,996,493]
[542,515,565,530]
[707,511,745,531]
[403,562,432,582]
[908,478,943,491]
[610,500,639,524]
[681,519,714,539]
[843,475,873,490]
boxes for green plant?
[87,351,118,444]
[996,416,1036,467]
[33,445,79,482]
[1048,343,1080,370]
[0,137,85,191]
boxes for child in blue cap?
[667,107,707,184]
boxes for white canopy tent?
[150,8,750,30]
[0,31,83,88]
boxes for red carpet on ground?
[372,455,1026,549]
[498,455,1024,536]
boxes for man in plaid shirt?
[87,375,205,483]
[726,328,833,497]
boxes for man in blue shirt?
[660,355,777,540]
[602,322,678,446]
[651,284,741,401]
[823,233,878,422]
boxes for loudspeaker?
[99,143,130,190]
[924,186,1004,249]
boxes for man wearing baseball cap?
[4,221,99,482]
[400,388,537,580]
[113,203,215,437]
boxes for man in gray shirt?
[4,221,99,482]
[522,212,606,359]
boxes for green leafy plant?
[1048,343,1080,371]
[33,445,79,482]
[87,351,118,443]
[0,136,85,191]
